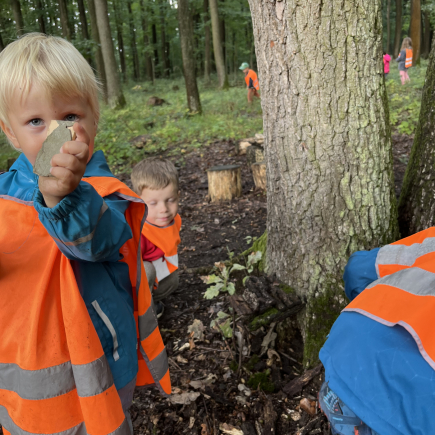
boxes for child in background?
[396,37,413,85]
[383,51,391,78]
[0,33,170,435]
[131,158,182,318]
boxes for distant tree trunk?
[10,0,24,36]
[410,0,421,64]
[160,0,170,77]
[399,36,435,235]
[77,0,89,40]
[203,0,211,83]
[140,0,154,81]
[127,0,140,81]
[0,32,4,51]
[152,20,160,77]
[112,0,126,82]
[386,0,391,52]
[87,0,108,102]
[394,0,402,56]
[94,0,126,109]
[58,0,71,40]
[178,0,202,113]
[422,10,431,58]
[34,0,46,34]
[248,0,399,366]
[209,0,228,88]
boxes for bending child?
[132,158,182,318]
[0,33,170,435]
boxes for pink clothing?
[383,54,391,74]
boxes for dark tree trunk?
[77,0,89,40]
[248,0,399,366]
[152,21,159,77]
[127,0,140,81]
[387,0,391,52]
[394,0,403,56]
[0,32,4,51]
[219,2,226,70]
[178,0,202,113]
[410,0,422,64]
[209,0,228,88]
[87,0,108,102]
[10,0,25,36]
[94,0,126,108]
[59,0,71,40]
[203,0,211,83]
[422,10,431,58]
[399,35,435,235]
[140,0,154,81]
[34,0,46,34]
[160,0,170,77]
[112,0,126,82]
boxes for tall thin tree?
[10,0,24,36]
[127,0,140,81]
[34,0,46,34]
[77,0,89,40]
[247,0,399,365]
[203,0,211,83]
[386,0,391,52]
[94,0,126,108]
[178,0,202,113]
[139,0,154,81]
[160,0,170,77]
[394,0,403,56]
[209,0,228,88]
[58,0,71,40]
[410,0,422,64]
[112,0,127,82]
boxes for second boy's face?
[141,183,179,227]
[1,84,97,165]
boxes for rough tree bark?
[10,0,24,36]
[203,0,212,83]
[94,0,126,109]
[422,10,431,59]
[247,0,399,365]
[87,0,108,102]
[58,0,71,40]
[178,0,202,113]
[34,0,46,34]
[127,0,141,81]
[410,0,421,64]
[209,0,229,88]
[398,35,435,236]
[394,0,402,57]
[140,0,154,81]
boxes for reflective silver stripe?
[367,267,435,296]
[165,254,178,268]
[152,258,170,281]
[0,361,75,400]
[92,301,120,361]
[0,404,86,435]
[0,195,33,206]
[72,354,114,398]
[138,343,170,397]
[138,305,159,341]
[63,202,109,246]
[149,348,169,382]
[109,418,131,435]
[376,237,435,273]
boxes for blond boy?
[131,158,182,317]
[0,34,170,434]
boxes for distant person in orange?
[396,37,413,85]
[239,62,260,103]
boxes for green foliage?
[0,135,19,172]
[249,308,279,331]
[210,311,233,338]
[386,60,427,135]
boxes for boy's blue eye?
[64,114,79,122]
[29,119,43,127]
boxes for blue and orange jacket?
[245,69,260,90]
[320,228,435,435]
[0,151,170,434]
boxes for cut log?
[207,164,242,202]
[237,141,252,155]
[246,145,264,166]
[252,162,266,189]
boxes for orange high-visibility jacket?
[344,227,435,371]
[405,49,413,68]
[0,176,170,435]
[245,69,260,90]
[141,214,182,282]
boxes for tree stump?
[252,162,266,189]
[207,165,242,202]
[246,145,264,166]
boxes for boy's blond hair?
[0,33,100,127]
[131,158,179,195]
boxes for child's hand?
[38,123,90,208]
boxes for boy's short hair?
[131,158,179,195]
[0,33,100,128]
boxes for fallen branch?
[283,363,323,396]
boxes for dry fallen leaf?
[187,319,205,341]
[219,423,244,435]
[168,392,200,405]
[300,397,317,415]
[176,355,188,364]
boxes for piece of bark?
[207,164,242,202]
[246,145,264,166]
[33,120,76,177]
[252,162,266,189]
[283,363,323,396]
[228,295,254,315]
[237,141,251,155]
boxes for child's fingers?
[59,141,89,162]
[51,152,82,172]
[73,122,90,145]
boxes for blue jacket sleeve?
[396,50,405,62]
[343,248,380,301]
[34,181,133,262]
